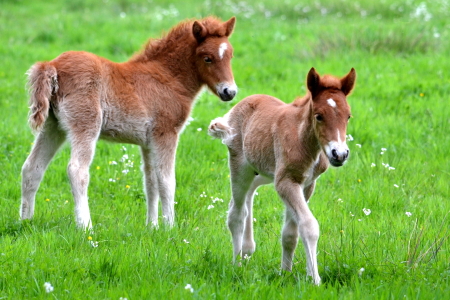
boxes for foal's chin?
[328,158,347,167]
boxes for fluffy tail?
[208,116,235,146]
[26,62,58,132]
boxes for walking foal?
[21,16,237,229]
[208,67,356,284]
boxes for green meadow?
[0,0,449,298]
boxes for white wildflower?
[358,267,365,276]
[394,184,399,188]
[356,144,362,148]
[363,208,371,215]
[371,163,376,167]
[207,205,214,210]
[43,282,54,293]
[405,212,412,217]
[197,128,202,131]
[183,239,190,244]
[185,284,194,293]
[346,134,354,141]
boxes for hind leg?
[242,175,272,256]
[63,103,102,229]
[67,136,98,229]
[21,111,66,220]
[227,153,256,263]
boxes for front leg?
[275,177,321,285]
[154,133,179,228]
[141,147,159,227]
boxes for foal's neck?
[293,95,322,159]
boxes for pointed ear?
[307,67,320,97]
[341,68,356,95]
[224,16,236,36]
[193,21,207,43]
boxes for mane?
[130,16,227,63]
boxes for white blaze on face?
[327,98,337,108]
[218,42,228,60]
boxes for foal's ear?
[307,67,321,97]
[193,21,207,43]
[224,16,236,36]
[341,68,356,96]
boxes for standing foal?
[21,16,237,229]
[208,67,356,284]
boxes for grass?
[0,0,449,299]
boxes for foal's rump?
[26,51,108,131]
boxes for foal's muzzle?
[217,82,238,101]
[329,148,349,167]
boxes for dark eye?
[348,115,351,121]
[315,114,323,122]
[204,56,212,63]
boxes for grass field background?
[0,0,449,299]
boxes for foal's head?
[307,68,356,167]
[192,17,237,101]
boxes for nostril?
[223,87,229,96]
[332,149,338,160]
[344,150,349,159]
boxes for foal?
[208,67,356,284]
[21,16,237,229]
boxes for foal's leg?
[64,103,102,230]
[21,111,66,220]
[242,175,272,256]
[140,147,159,227]
[227,159,255,263]
[276,178,321,285]
[154,133,179,227]
[67,134,99,229]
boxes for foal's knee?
[282,225,299,252]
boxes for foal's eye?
[204,56,212,63]
[348,115,352,121]
[315,114,324,122]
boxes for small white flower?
[185,284,194,293]
[405,212,412,217]
[388,166,395,170]
[363,208,371,215]
[109,178,116,182]
[197,128,202,131]
[394,184,399,188]
[183,239,190,244]
[356,144,362,148]
[90,241,99,248]
[358,267,365,276]
[253,218,257,222]
[207,205,214,210]
[243,254,252,260]
[110,161,118,165]
[381,148,387,151]
[122,169,129,174]
[346,134,354,141]
[371,163,376,167]
[337,198,343,203]
[349,212,354,217]
[43,282,54,293]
